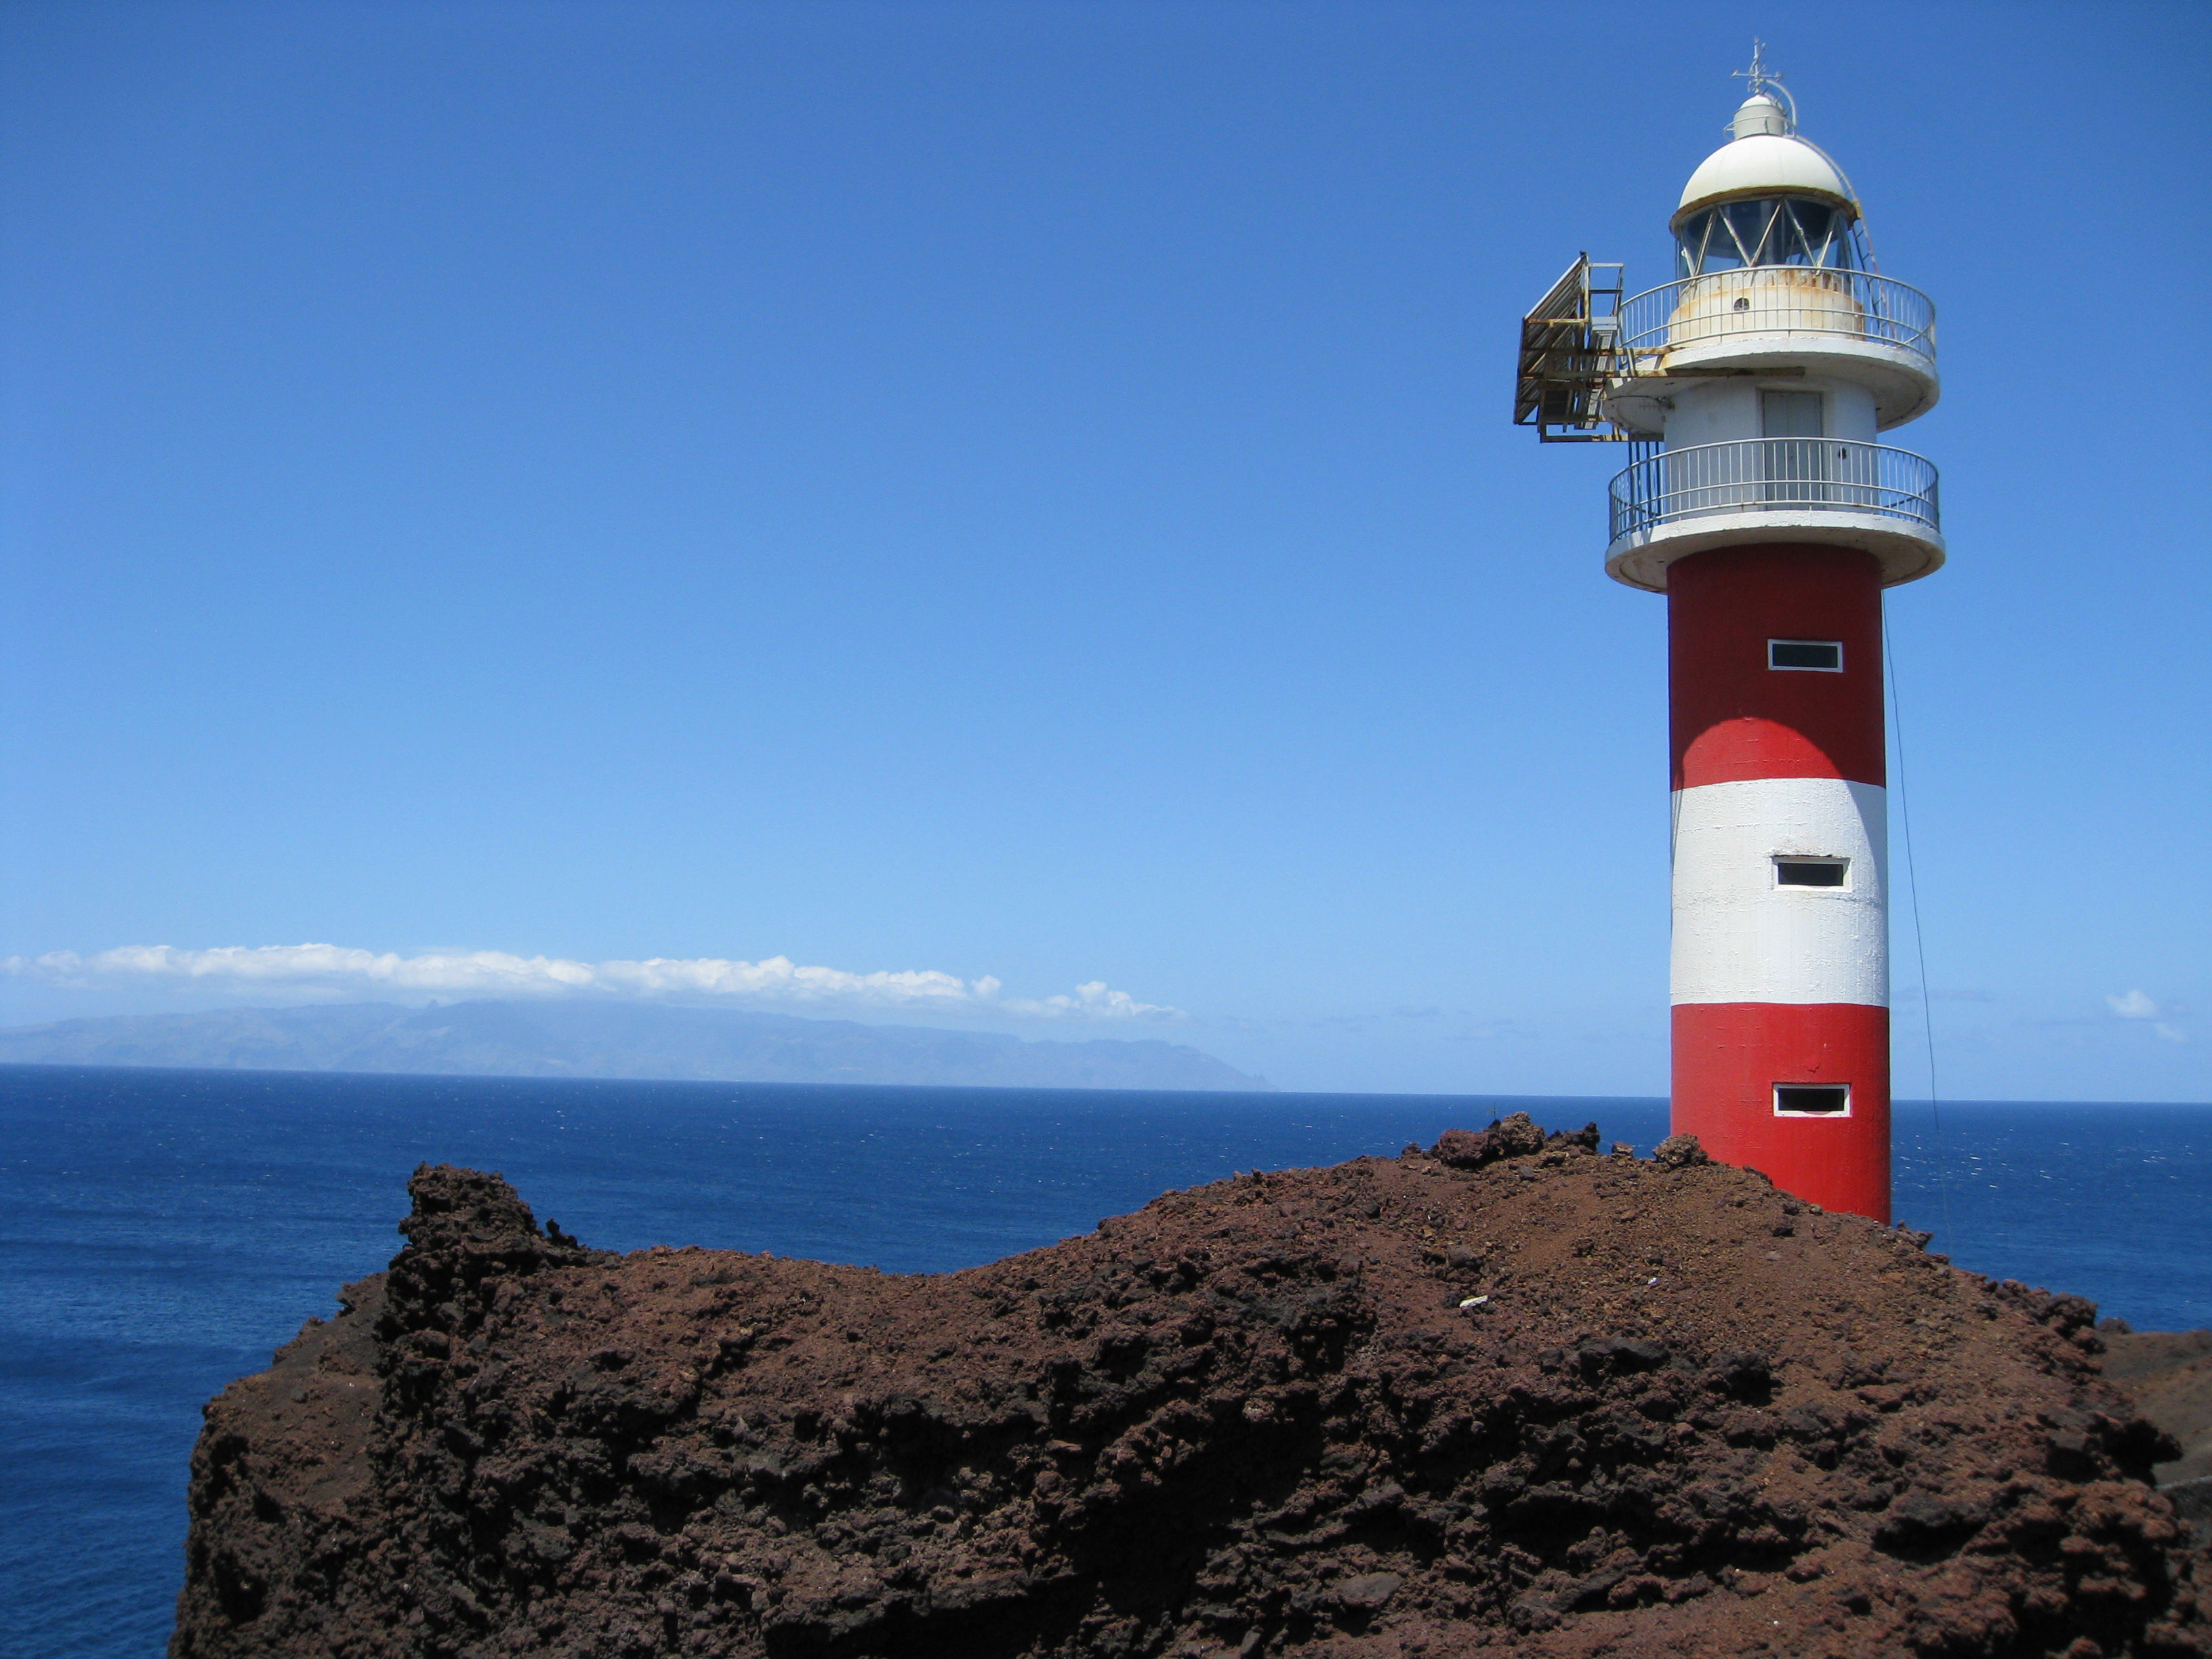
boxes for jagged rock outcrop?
[173,1125,2210,1657]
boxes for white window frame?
[1772,855,1851,890]
[1774,1082,1852,1118]
[1768,638,1845,672]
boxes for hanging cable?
[1885,615,1954,1248]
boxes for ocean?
[1,1065,2207,1658]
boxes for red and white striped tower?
[1516,61,1943,1221]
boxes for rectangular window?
[1769,639,1843,672]
[1775,1084,1851,1116]
[1761,389,1824,438]
[1774,857,1849,888]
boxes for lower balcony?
[1604,438,1944,592]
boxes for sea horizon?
[5,1051,2209,1108]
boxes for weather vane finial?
[1733,39,1783,100]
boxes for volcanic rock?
[2101,1324,2212,1557]
[2104,1328,2212,1488]
[172,1125,2211,1657]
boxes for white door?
[1761,390,1828,501]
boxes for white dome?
[1676,131,1854,221]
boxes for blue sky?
[2,1,2205,1101]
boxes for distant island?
[0,1000,1271,1092]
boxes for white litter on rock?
[1458,1295,1490,1309]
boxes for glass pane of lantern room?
[1677,210,1740,276]
[1722,201,1784,265]
[1761,391,1824,437]
[1786,201,1855,269]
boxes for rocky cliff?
[172,1118,2209,1657]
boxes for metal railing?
[1607,438,1940,544]
[1617,270,1936,367]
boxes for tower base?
[1671,1001,1890,1221]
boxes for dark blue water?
[1,1066,2206,1658]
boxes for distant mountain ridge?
[0,1000,1269,1092]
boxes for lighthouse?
[1514,56,1942,1222]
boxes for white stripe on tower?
[1670,777,1889,1008]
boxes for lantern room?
[1671,90,1872,276]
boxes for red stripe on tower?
[1669,546,1885,793]
[1672,1004,1892,1221]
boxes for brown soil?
[171,1118,2210,1658]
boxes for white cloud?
[998,981,1181,1021]
[2106,989,2187,1044]
[3,944,1185,1023]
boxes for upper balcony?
[1604,437,1944,592]
[1603,270,1939,432]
